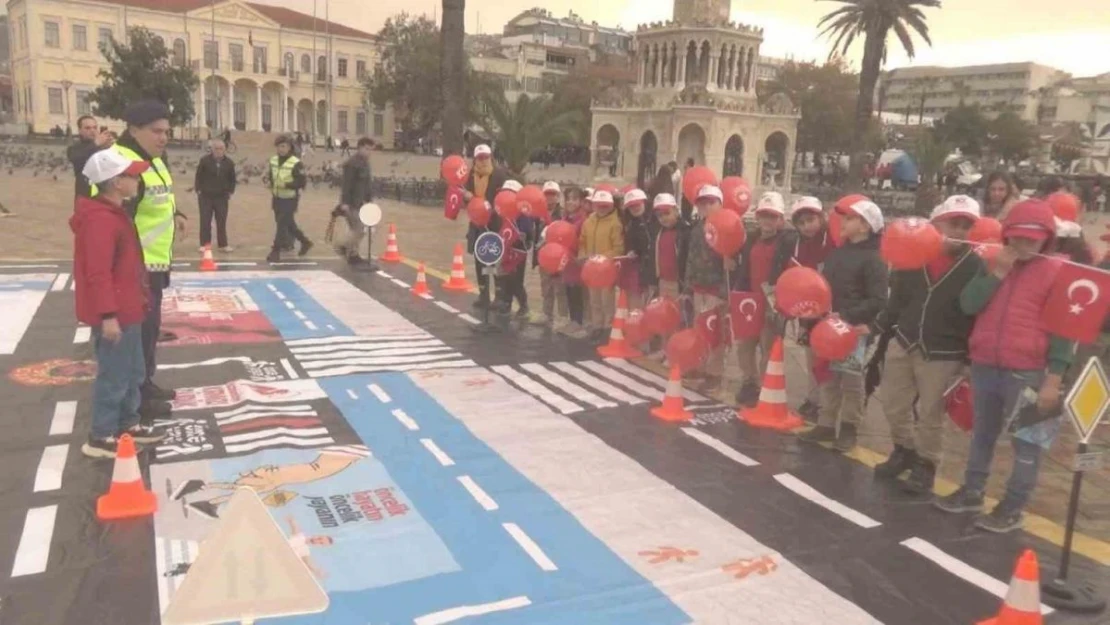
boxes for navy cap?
[122,100,170,126]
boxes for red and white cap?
[838,199,884,232]
[696,184,723,202]
[755,191,786,216]
[789,196,823,218]
[542,181,561,194]
[584,187,595,201]
[1055,217,1082,238]
[653,193,677,210]
[930,194,981,223]
[592,190,614,205]
[502,180,523,192]
[82,149,149,184]
[474,144,492,158]
[624,188,647,206]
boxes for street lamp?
[60,79,73,134]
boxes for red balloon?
[538,242,571,275]
[682,166,718,205]
[624,309,648,347]
[720,176,752,215]
[665,328,709,372]
[466,196,491,227]
[544,221,578,251]
[968,216,1002,244]
[945,378,974,432]
[774,267,832,319]
[882,217,945,270]
[581,255,619,289]
[643,297,682,336]
[1047,191,1081,222]
[619,184,637,196]
[495,190,519,221]
[827,210,843,246]
[705,208,746,257]
[517,185,546,218]
[440,155,469,186]
[811,316,859,361]
[974,242,1000,271]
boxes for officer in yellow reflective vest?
[263,134,313,262]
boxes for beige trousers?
[818,371,865,429]
[879,341,965,464]
[588,287,616,331]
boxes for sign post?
[1041,357,1107,614]
[356,202,382,272]
[473,230,505,333]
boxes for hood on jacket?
[70,195,126,234]
[1002,198,1057,250]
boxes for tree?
[910,129,950,213]
[366,14,443,147]
[988,110,1038,165]
[932,102,989,156]
[441,0,467,155]
[759,58,859,159]
[87,27,198,127]
[477,91,582,175]
[817,0,940,188]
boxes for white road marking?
[270,261,318,266]
[293,310,307,320]
[901,538,1055,615]
[420,438,455,466]
[265,283,278,292]
[274,291,287,300]
[0,264,59,269]
[279,358,299,379]
[304,321,318,331]
[681,428,760,466]
[520,363,617,409]
[50,273,69,292]
[367,384,392,403]
[577,360,661,399]
[774,473,881,529]
[376,270,392,278]
[435,301,460,314]
[49,401,77,436]
[457,475,498,511]
[291,338,446,355]
[418,293,434,300]
[414,596,532,625]
[550,362,645,405]
[326,324,335,330]
[390,278,410,289]
[214,261,258,267]
[33,445,69,492]
[284,300,295,309]
[73,326,91,344]
[346,389,358,400]
[491,365,582,414]
[391,408,420,431]
[288,334,433,347]
[503,523,558,571]
[11,506,57,577]
[458,313,481,325]
[603,358,710,402]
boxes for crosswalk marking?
[551,362,646,404]
[519,363,617,409]
[603,358,709,403]
[576,361,661,399]
[491,365,582,414]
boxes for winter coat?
[578,209,624,259]
[70,195,149,327]
[464,167,509,254]
[965,256,1063,371]
[624,214,655,285]
[194,153,237,197]
[684,219,729,294]
[821,234,889,325]
[653,219,691,289]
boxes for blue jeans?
[964,364,1045,510]
[91,323,145,439]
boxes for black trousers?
[271,197,308,251]
[566,285,585,324]
[141,276,165,385]
[511,262,527,308]
[198,194,230,248]
[474,257,491,304]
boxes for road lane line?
[420,438,455,466]
[774,473,881,529]
[457,475,498,511]
[681,428,759,466]
[33,445,69,492]
[391,408,419,431]
[367,384,391,403]
[414,596,532,625]
[11,506,57,577]
[503,523,558,571]
[49,401,77,436]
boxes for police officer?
[265,134,313,262]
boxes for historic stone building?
[590,0,799,188]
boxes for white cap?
[847,199,884,233]
[653,193,677,209]
[584,187,595,201]
[931,194,981,223]
[592,190,614,205]
[623,189,647,205]
[1055,217,1083,238]
[82,149,149,184]
[755,191,786,216]
[542,181,561,194]
[790,196,823,217]
[696,184,723,202]
[474,144,492,158]
[501,180,523,192]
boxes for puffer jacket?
[624,214,655,285]
[684,219,728,294]
[821,233,889,325]
[578,209,624,258]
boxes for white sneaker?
[197,246,206,253]
[219,246,234,253]
[528,312,549,326]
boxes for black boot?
[798,425,836,444]
[266,249,280,263]
[834,423,858,453]
[875,445,917,479]
[902,457,937,495]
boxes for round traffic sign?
[474,231,505,266]
[359,203,382,227]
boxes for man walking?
[193,139,237,252]
[265,134,313,263]
[67,115,114,201]
[335,137,376,267]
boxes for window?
[283,52,294,76]
[173,39,186,66]
[337,58,348,78]
[253,46,267,74]
[300,54,311,73]
[48,87,63,114]
[356,111,367,134]
[76,89,91,116]
[337,110,348,133]
[203,40,218,69]
[230,44,244,71]
[44,21,60,48]
[317,55,326,80]
[72,25,87,50]
[356,60,367,80]
[98,27,112,50]
[261,93,272,130]
[233,90,246,130]
[373,112,383,137]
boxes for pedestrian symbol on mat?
[722,555,777,580]
[638,547,699,564]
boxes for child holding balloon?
[621,189,654,309]
[532,181,567,328]
[557,187,590,338]
[652,193,689,302]
[578,190,625,342]
[683,185,734,392]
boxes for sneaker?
[798,425,836,444]
[219,246,234,253]
[834,423,858,453]
[472,299,490,312]
[266,250,281,263]
[797,400,821,422]
[902,457,936,495]
[125,423,166,444]
[528,312,550,326]
[172,479,206,501]
[157,331,179,343]
[281,244,295,253]
[875,445,917,479]
[974,503,1024,534]
[515,306,531,319]
[702,375,723,395]
[143,382,177,402]
[81,436,119,459]
[298,240,314,257]
[346,254,365,265]
[934,486,985,514]
[189,500,220,520]
[735,383,761,407]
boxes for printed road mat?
[0,265,1106,625]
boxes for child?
[935,198,1074,534]
[683,185,733,392]
[532,181,567,327]
[652,193,689,302]
[621,189,653,309]
[558,187,589,338]
[72,149,166,458]
[871,195,984,495]
[578,190,624,341]
[464,144,508,310]
[493,180,529,318]
[798,198,888,452]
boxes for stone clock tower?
[673,0,731,25]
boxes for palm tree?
[440,0,466,155]
[478,91,583,175]
[818,0,940,187]
[910,129,950,213]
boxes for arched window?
[300,54,311,73]
[317,55,327,79]
[284,52,294,76]
[172,39,186,67]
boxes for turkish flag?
[444,186,464,220]
[695,309,724,349]
[1041,262,1110,344]
[729,291,765,340]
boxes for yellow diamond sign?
[1064,357,1110,444]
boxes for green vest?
[116,144,176,271]
[269,154,300,199]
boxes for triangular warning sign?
[162,488,329,625]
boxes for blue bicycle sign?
[475,232,505,267]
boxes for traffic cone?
[978,550,1043,625]
[412,262,430,296]
[598,290,643,358]
[651,365,692,422]
[443,243,474,291]
[379,223,403,263]
[96,434,158,521]
[198,244,217,271]
[739,337,804,431]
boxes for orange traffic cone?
[379,223,403,263]
[412,262,430,296]
[598,290,643,359]
[978,550,1044,625]
[651,365,692,422]
[97,434,157,521]
[443,243,474,291]
[199,244,217,271]
[739,337,804,431]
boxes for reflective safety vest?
[269,154,300,199]
[92,144,176,271]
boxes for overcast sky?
[258,0,1108,77]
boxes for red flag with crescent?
[695,309,724,349]
[728,291,765,340]
[444,186,464,220]
[1041,262,1110,344]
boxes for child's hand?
[102,318,121,343]
[853,325,871,335]
[992,246,1017,278]
[1037,376,1062,414]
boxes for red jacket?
[71,195,149,327]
